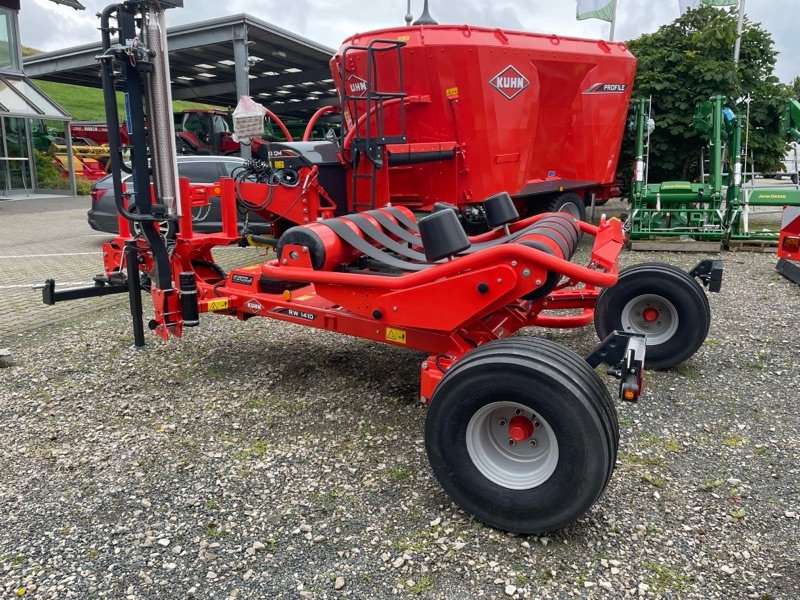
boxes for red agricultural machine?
[776,206,800,284]
[41,0,723,534]
[325,21,633,228]
[73,109,275,158]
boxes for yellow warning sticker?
[206,298,229,312]
[274,160,285,169]
[385,327,407,344]
[446,86,459,98]
[397,35,411,42]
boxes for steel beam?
[233,22,252,159]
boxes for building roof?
[23,13,339,119]
[47,0,85,9]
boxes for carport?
[23,13,338,120]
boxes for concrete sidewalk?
[0,196,262,344]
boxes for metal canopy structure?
[47,0,86,9]
[23,13,339,119]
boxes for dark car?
[87,155,269,236]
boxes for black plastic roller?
[484,192,519,229]
[418,209,471,262]
[432,201,459,214]
[517,240,562,299]
[536,213,581,251]
[276,226,326,269]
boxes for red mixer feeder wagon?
[330,25,636,226]
[42,1,722,534]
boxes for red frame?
[101,177,625,402]
[95,23,637,402]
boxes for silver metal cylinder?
[145,7,180,217]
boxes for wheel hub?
[466,401,559,490]
[642,307,659,322]
[508,415,534,441]
[620,293,680,345]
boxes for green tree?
[791,76,800,101]
[624,5,789,181]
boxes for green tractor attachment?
[723,97,800,246]
[627,95,740,243]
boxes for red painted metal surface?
[778,206,800,260]
[93,23,641,403]
[100,176,626,401]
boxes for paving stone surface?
[0,196,261,345]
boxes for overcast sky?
[19,0,798,83]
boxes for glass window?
[33,120,70,191]
[221,160,245,177]
[3,116,31,189]
[6,78,68,118]
[0,78,36,114]
[0,9,19,72]
[178,161,221,183]
[212,114,229,134]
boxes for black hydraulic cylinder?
[125,242,146,348]
[99,4,128,224]
[178,272,199,326]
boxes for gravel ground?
[1,246,799,599]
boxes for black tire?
[546,191,586,222]
[792,174,798,185]
[425,337,618,534]
[191,259,226,284]
[593,262,710,370]
[176,135,199,155]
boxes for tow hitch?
[586,331,647,402]
[690,259,724,292]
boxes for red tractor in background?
[42,0,723,535]
[173,108,284,157]
[72,109,278,159]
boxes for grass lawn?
[33,79,223,121]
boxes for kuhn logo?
[244,299,264,312]
[347,74,367,96]
[489,65,529,100]
[584,83,628,94]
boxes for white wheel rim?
[557,201,581,219]
[132,220,171,238]
[466,401,559,490]
[620,293,679,345]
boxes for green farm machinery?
[723,97,800,246]
[627,95,740,243]
[628,95,800,248]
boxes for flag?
[576,0,617,22]
[679,0,738,13]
